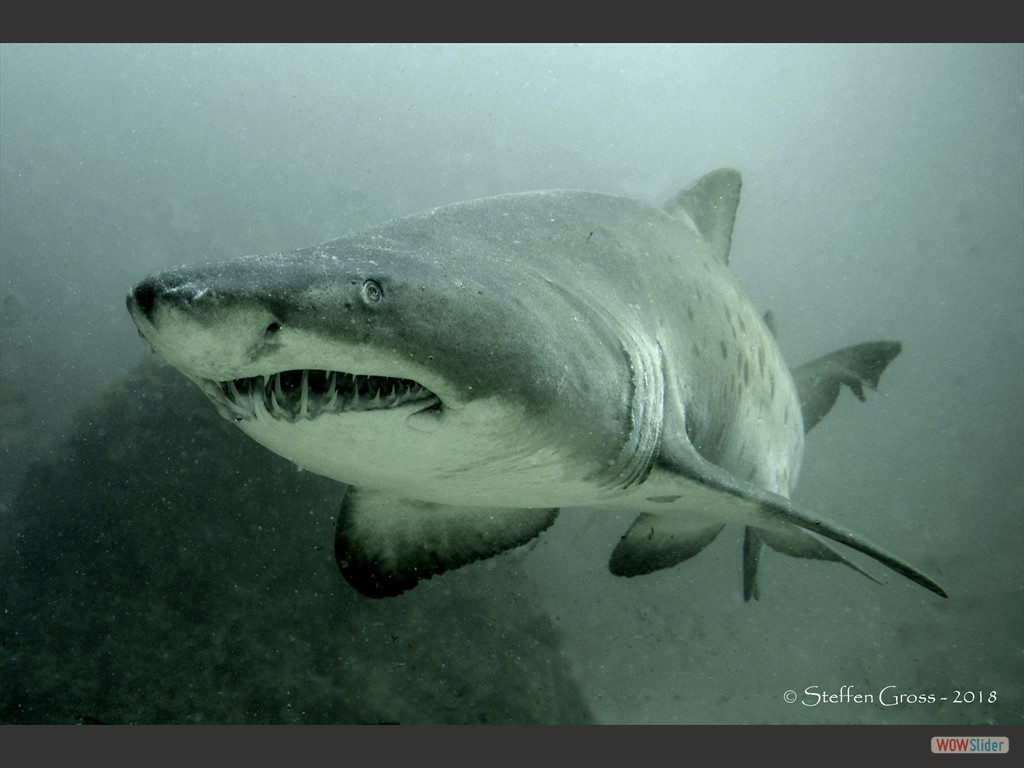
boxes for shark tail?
[735,338,909,598]
[612,494,946,600]
[759,493,947,598]
[614,380,947,599]
[742,526,884,601]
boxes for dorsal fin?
[664,168,742,265]
[792,341,902,434]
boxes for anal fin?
[335,488,557,598]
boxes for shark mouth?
[202,370,441,423]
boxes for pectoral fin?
[335,488,558,598]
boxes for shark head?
[127,201,664,507]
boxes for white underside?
[235,395,615,508]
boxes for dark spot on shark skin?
[719,340,728,360]
[738,314,746,333]
[742,356,750,386]
[724,307,739,339]
[646,495,681,503]
[686,306,695,322]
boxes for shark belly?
[234,395,626,508]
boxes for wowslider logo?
[931,736,1009,754]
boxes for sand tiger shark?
[126,168,946,601]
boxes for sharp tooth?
[227,380,252,418]
[221,380,253,420]
[260,373,281,419]
[300,369,309,419]
[324,371,338,411]
[254,382,270,421]
[260,375,270,412]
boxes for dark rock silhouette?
[0,360,591,724]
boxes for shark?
[126,168,946,601]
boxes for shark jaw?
[196,368,441,424]
[191,368,622,508]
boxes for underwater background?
[0,43,1021,724]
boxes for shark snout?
[126,269,292,381]
[126,273,222,326]
[127,279,160,321]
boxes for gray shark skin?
[126,168,947,601]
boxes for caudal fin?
[757,495,948,598]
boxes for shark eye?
[361,280,383,304]
[265,322,282,336]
